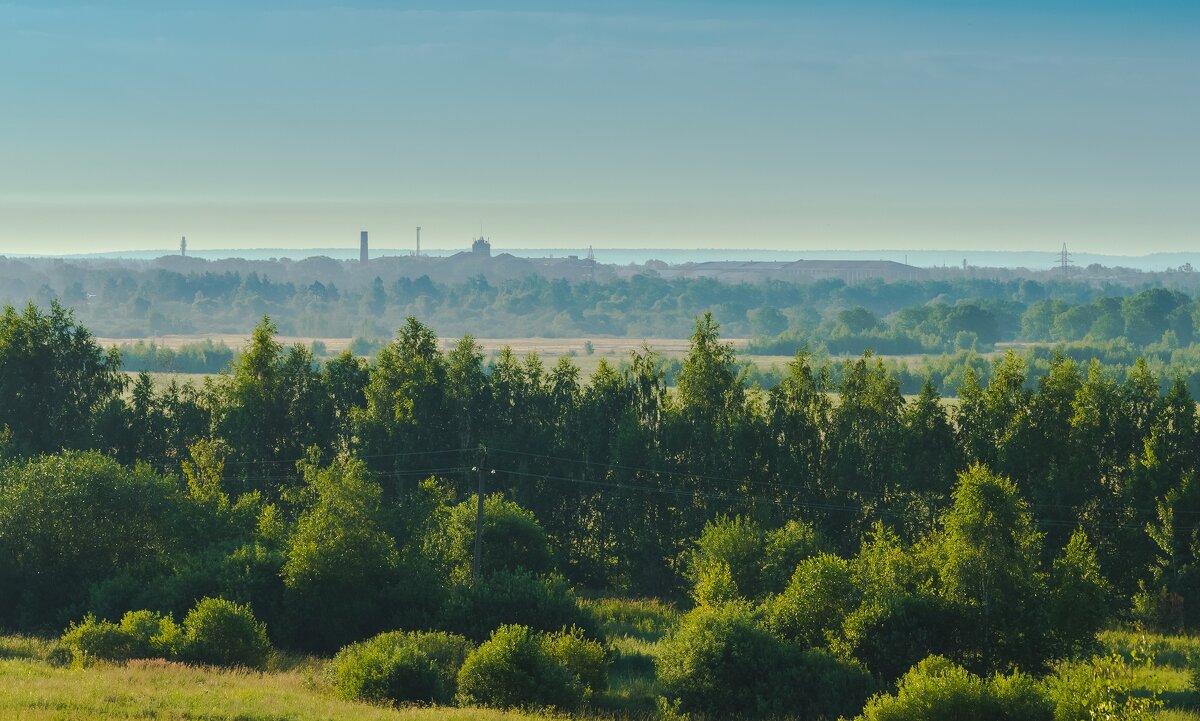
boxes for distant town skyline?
[1,2,1197,254]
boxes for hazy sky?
[1,1,1197,254]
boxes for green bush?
[59,614,135,666]
[1048,653,1162,721]
[438,494,554,582]
[333,639,441,705]
[686,517,825,606]
[181,597,271,669]
[686,516,766,601]
[765,552,858,646]
[542,626,610,698]
[762,519,824,591]
[692,560,739,607]
[118,610,183,659]
[332,630,473,705]
[58,610,182,666]
[657,602,871,719]
[837,594,969,682]
[456,624,583,711]
[855,656,1053,721]
[441,570,593,642]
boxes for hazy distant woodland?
[2,253,1199,341]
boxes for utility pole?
[472,448,492,582]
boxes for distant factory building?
[472,236,491,257]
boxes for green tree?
[210,317,333,489]
[0,452,185,627]
[282,454,401,651]
[1047,529,1110,656]
[766,351,830,507]
[323,350,368,453]
[354,317,453,483]
[897,379,959,537]
[826,353,904,534]
[931,465,1050,673]
[956,351,1031,478]
[0,302,125,455]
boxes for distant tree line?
[6,254,1199,342]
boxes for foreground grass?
[581,597,679,717]
[0,635,537,721]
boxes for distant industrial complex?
[344,229,925,285]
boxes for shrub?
[686,516,765,601]
[855,656,1053,721]
[1049,653,1162,721]
[58,610,183,666]
[408,631,475,696]
[332,630,473,705]
[119,610,183,659]
[333,639,441,705]
[657,602,871,719]
[59,614,135,666]
[456,625,582,711]
[543,626,610,698]
[692,560,739,607]
[837,594,969,682]
[1130,582,1181,633]
[438,494,554,582]
[181,597,271,669]
[765,552,858,646]
[441,570,593,642]
[762,519,824,591]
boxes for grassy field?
[0,635,530,721]
[96,335,739,356]
[104,335,732,385]
[4,609,1200,720]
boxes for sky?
[1,1,1197,255]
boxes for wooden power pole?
[472,448,487,581]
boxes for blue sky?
[1,1,1197,253]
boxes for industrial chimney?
[360,231,368,263]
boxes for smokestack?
[180,236,187,257]
[360,231,368,263]
[416,226,421,257]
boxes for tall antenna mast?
[416,226,421,257]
